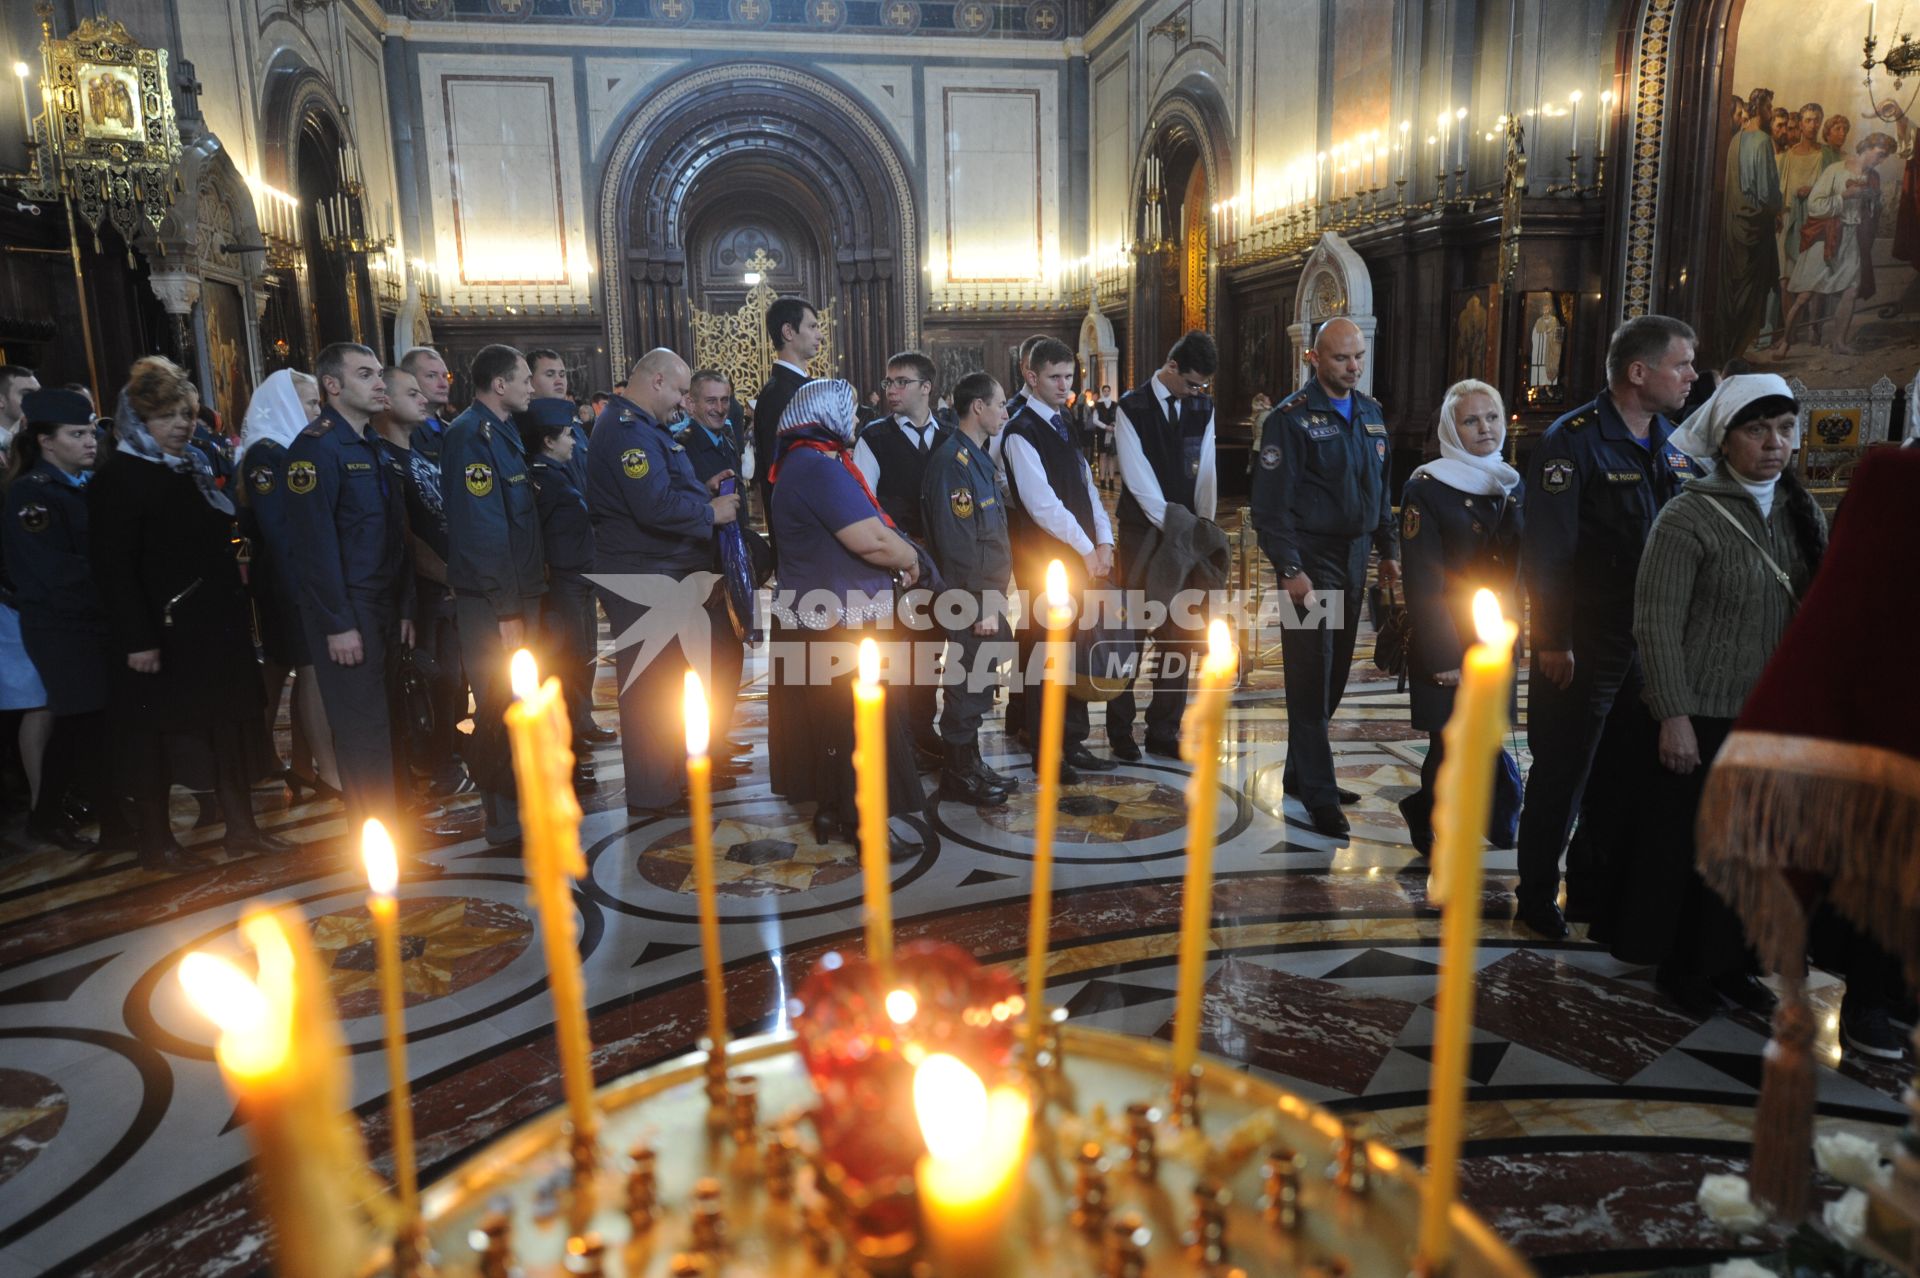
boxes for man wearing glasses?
[854,350,950,764]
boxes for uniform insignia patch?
[1364,421,1388,437]
[1375,440,1387,459]
[1604,470,1644,484]
[1665,451,1691,472]
[1259,444,1283,470]
[17,503,49,533]
[480,423,492,441]
[1542,459,1574,494]
[249,466,275,494]
[621,448,650,479]
[287,460,318,494]
[1306,422,1339,440]
[1402,504,1421,540]
[949,487,975,519]
[465,462,495,496]
[956,448,970,465]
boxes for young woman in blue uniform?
[3,388,112,850]
[519,397,598,792]
[238,369,338,799]
[1397,379,1525,856]
[89,358,291,869]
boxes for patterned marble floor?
[0,566,1908,1276]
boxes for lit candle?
[1170,621,1238,1080]
[1417,590,1519,1269]
[505,649,599,1156]
[1026,561,1072,1051]
[179,908,373,1278]
[914,1054,1032,1277]
[854,637,894,983]
[1399,119,1411,182]
[1568,89,1584,159]
[12,62,30,142]
[684,670,728,1059]
[1598,90,1614,162]
[1455,106,1468,171]
[361,819,418,1223]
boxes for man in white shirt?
[1108,331,1220,759]
[1001,337,1118,783]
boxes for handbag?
[1371,579,1412,690]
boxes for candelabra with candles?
[245,178,303,274]
[1864,0,1920,97]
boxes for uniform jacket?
[442,401,546,618]
[920,429,1011,596]
[586,396,715,575]
[1522,390,1697,653]
[5,462,104,627]
[284,407,416,635]
[1251,379,1396,572]
[1399,469,1524,729]
[752,363,811,496]
[239,438,301,638]
[1114,378,1217,534]
[679,418,748,525]
[529,455,594,577]
[87,452,261,726]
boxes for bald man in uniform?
[1251,318,1400,837]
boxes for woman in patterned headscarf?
[765,379,928,855]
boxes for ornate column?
[149,268,203,372]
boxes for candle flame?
[179,952,269,1033]
[914,1053,988,1162]
[509,648,540,701]
[885,989,918,1024]
[1471,589,1506,643]
[361,818,398,897]
[178,926,292,1080]
[683,669,709,757]
[1569,89,1584,103]
[1044,559,1068,611]
[12,62,28,79]
[1206,618,1236,676]
[857,637,879,690]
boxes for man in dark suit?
[751,295,820,524]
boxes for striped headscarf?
[777,378,857,444]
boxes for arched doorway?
[1131,86,1232,383]
[599,64,918,399]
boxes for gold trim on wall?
[1619,0,1678,321]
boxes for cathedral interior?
[0,1,1917,1275]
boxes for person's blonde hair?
[125,356,194,421]
[1439,378,1506,437]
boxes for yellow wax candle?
[1417,590,1518,1269]
[913,1053,1032,1277]
[362,819,418,1220]
[853,637,894,982]
[683,670,728,1057]
[1026,559,1073,1049]
[505,649,599,1149]
[1171,620,1238,1079]
[179,907,373,1278]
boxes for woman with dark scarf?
[765,380,926,856]
[88,357,291,869]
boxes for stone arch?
[598,63,920,385]
[1133,78,1235,243]
[1288,234,1378,395]
[1078,306,1120,397]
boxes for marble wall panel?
[1092,53,1131,259]
[923,68,1060,286]
[815,62,918,164]
[583,56,684,158]
[1248,0,1322,212]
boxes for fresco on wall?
[202,280,251,436]
[1708,0,1919,387]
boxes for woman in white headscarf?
[237,369,338,800]
[1397,379,1525,856]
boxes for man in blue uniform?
[285,342,416,834]
[1251,317,1399,838]
[919,371,1017,807]
[588,348,741,816]
[398,346,470,788]
[1109,330,1220,761]
[443,344,544,846]
[855,350,950,763]
[1514,315,1700,938]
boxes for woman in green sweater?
[1623,374,1827,1017]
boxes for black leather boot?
[939,743,1011,807]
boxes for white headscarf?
[240,369,314,454]
[1668,373,1797,471]
[1420,379,1520,497]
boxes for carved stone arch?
[1133,79,1235,237]
[1287,234,1378,395]
[1077,306,1120,397]
[258,48,349,192]
[598,63,920,386]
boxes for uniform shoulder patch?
[300,421,330,437]
[464,461,494,496]
[286,459,318,494]
[621,447,650,480]
[249,465,275,494]
[25,472,47,484]
[17,503,49,533]
[1259,443,1283,470]
[1565,413,1595,432]
[949,486,975,519]
[955,447,970,466]
[1401,503,1420,540]
[1541,458,1575,494]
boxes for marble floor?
[0,556,1909,1276]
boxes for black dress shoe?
[811,809,855,844]
[1035,757,1083,787]
[1656,972,1724,1021]
[1107,735,1142,762]
[889,831,924,862]
[1307,804,1350,837]
[1143,734,1183,760]
[580,724,618,744]
[1712,973,1778,1017]
[1514,900,1570,940]
[1283,781,1362,804]
[402,856,447,879]
[1397,795,1432,857]
[630,799,690,821]
[912,744,943,774]
[27,822,95,852]
[138,845,212,873]
[1063,743,1116,772]
[225,830,296,855]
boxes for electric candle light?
[914,1053,1032,1275]
[1417,590,1519,1270]
[505,648,600,1163]
[1170,620,1238,1084]
[361,819,419,1224]
[854,637,895,984]
[13,62,31,142]
[1026,560,1073,1051]
[1455,106,1468,172]
[684,669,729,1061]
[1598,89,1614,162]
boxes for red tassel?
[1748,979,1815,1221]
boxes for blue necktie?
[1050,412,1069,443]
